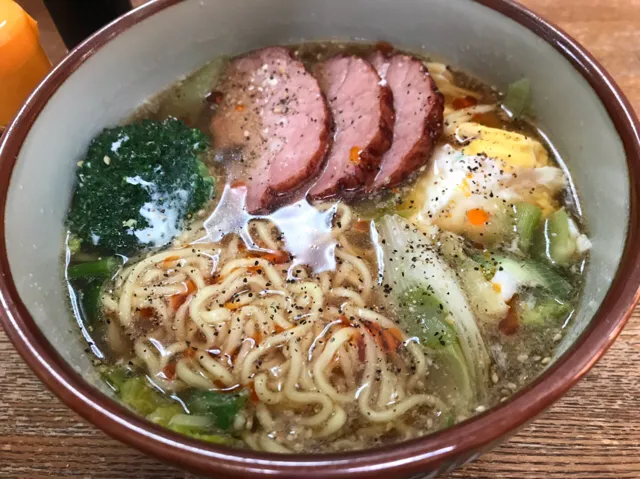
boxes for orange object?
[161,362,177,380]
[224,297,245,311]
[250,330,263,345]
[256,249,289,264]
[168,279,197,309]
[364,320,404,354]
[160,255,180,268]
[499,297,520,336]
[349,146,362,164]
[0,0,51,129]
[466,208,490,226]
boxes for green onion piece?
[504,78,532,118]
[534,208,577,266]
[514,202,542,253]
[67,257,121,280]
[80,280,104,323]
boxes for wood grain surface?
[2,0,639,477]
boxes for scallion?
[514,202,542,253]
[67,257,121,280]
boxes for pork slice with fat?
[308,55,394,200]
[369,51,444,190]
[210,46,331,213]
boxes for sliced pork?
[369,51,444,190]
[308,55,394,200]
[210,47,331,214]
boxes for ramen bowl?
[0,0,639,477]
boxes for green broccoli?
[67,118,214,255]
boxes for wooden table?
[2,0,639,477]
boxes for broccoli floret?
[67,118,214,255]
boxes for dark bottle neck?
[43,0,132,49]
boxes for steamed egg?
[457,122,549,168]
[415,127,566,245]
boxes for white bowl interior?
[4,0,629,393]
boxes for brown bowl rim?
[1,0,639,477]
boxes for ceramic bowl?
[1,0,639,477]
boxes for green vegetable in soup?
[173,428,234,445]
[515,291,572,327]
[185,390,247,431]
[147,404,185,427]
[533,208,577,266]
[77,280,105,324]
[399,287,475,407]
[102,366,132,393]
[475,253,572,300]
[184,433,234,445]
[429,342,474,410]
[67,257,121,280]
[376,215,490,411]
[146,399,236,445]
[399,289,457,349]
[120,376,168,415]
[514,202,542,253]
[478,201,516,247]
[66,118,215,256]
[170,423,235,445]
[103,369,238,445]
[503,78,533,118]
[437,232,509,323]
[68,257,121,324]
